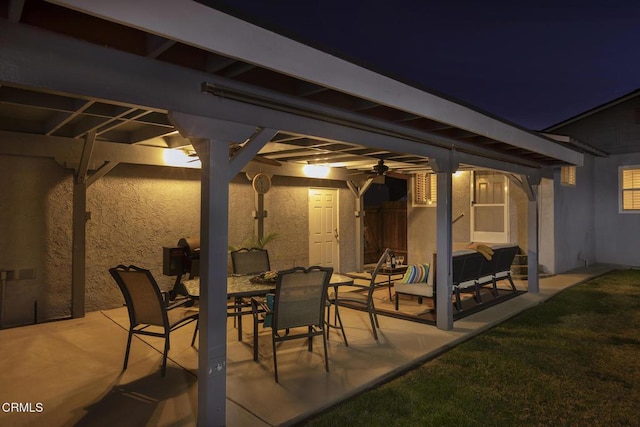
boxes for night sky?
[211,1,639,130]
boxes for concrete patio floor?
[0,264,616,427]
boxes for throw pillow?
[400,263,430,283]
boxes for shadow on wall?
[1,157,71,328]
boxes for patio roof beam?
[200,82,548,170]
[53,0,583,166]
[198,93,550,178]
[2,20,554,177]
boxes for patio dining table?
[182,273,354,341]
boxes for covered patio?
[0,2,588,425]
[0,265,613,426]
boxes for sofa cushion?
[400,263,430,284]
[395,282,433,298]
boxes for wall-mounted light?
[303,164,330,178]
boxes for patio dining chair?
[328,248,390,341]
[230,247,271,275]
[251,266,333,382]
[229,247,271,336]
[109,265,199,377]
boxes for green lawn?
[305,269,640,426]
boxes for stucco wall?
[0,156,356,327]
[85,164,202,313]
[510,176,528,251]
[263,177,355,273]
[407,171,529,276]
[407,171,472,270]
[0,157,72,327]
[593,152,640,267]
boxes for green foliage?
[306,269,640,426]
[228,231,279,252]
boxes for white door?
[470,171,509,243]
[308,188,339,270]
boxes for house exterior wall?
[551,96,640,155]
[552,155,597,272]
[407,171,471,270]
[262,176,356,273]
[0,155,356,327]
[549,94,640,269]
[407,170,528,282]
[593,152,640,267]
[1,156,73,327]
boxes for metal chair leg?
[191,319,199,347]
[123,330,133,371]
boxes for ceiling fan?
[367,159,407,180]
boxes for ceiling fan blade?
[386,170,408,180]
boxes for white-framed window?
[561,166,576,187]
[412,173,437,207]
[620,166,640,213]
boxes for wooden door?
[364,201,407,263]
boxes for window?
[620,166,640,213]
[412,173,437,207]
[561,166,576,186]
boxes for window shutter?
[412,173,436,207]
[622,168,640,211]
[561,166,576,186]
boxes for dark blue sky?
[213,1,639,130]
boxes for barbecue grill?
[163,237,200,299]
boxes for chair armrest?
[166,296,196,311]
[251,296,271,329]
[251,296,271,314]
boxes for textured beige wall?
[0,157,72,326]
[407,172,471,266]
[510,177,528,251]
[85,164,202,312]
[1,157,356,327]
[407,171,527,271]
[262,177,356,273]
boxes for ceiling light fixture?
[303,164,330,178]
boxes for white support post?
[169,111,275,427]
[71,130,96,318]
[430,155,458,331]
[195,138,229,426]
[524,175,541,294]
[71,180,87,318]
[347,178,373,272]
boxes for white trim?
[470,171,510,243]
[619,165,640,214]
